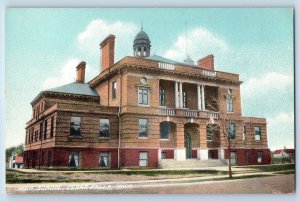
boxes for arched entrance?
[184,132,192,158]
[184,123,200,159]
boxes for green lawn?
[242,164,295,172]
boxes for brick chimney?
[198,54,214,70]
[100,34,115,72]
[76,61,86,83]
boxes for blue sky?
[5,8,294,150]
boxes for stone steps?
[158,159,227,169]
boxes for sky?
[5,8,294,150]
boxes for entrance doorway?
[184,132,192,159]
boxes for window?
[139,152,148,167]
[70,116,81,136]
[99,152,110,168]
[159,88,166,106]
[183,91,187,108]
[138,88,149,105]
[243,125,246,141]
[34,130,38,142]
[44,120,47,139]
[226,89,234,112]
[112,81,117,99]
[139,119,148,137]
[228,123,236,140]
[161,151,167,159]
[230,152,237,165]
[68,152,79,168]
[255,126,261,141]
[160,122,174,139]
[39,122,43,140]
[50,117,54,138]
[257,151,263,163]
[206,126,213,141]
[99,119,110,137]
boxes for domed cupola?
[133,26,151,57]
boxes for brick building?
[24,28,271,169]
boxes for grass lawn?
[242,164,295,172]
[6,169,228,184]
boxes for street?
[6,174,295,194]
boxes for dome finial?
[141,20,143,31]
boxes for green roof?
[146,54,180,65]
[46,82,99,96]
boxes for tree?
[5,143,24,163]
[206,92,238,179]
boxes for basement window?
[68,152,79,168]
[70,116,81,136]
[139,152,148,167]
[257,151,263,163]
[99,152,111,168]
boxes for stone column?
[179,82,183,108]
[175,82,179,108]
[197,84,202,110]
[174,122,186,161]
[201,85,205,110]
[199,121,208,160]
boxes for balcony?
[159,107,219,119]
[203,70,216,77]
[158,62,175,71]
[160,108,176,116]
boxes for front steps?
[158,159,227,169]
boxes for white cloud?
[78,19,138,58]
[267,112,294,150]
[241,72,293,98]
[163,27,228,63]
[42,59,84,90]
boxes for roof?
[146,54,180,65]
[31,82,99,105]
[15,156,23,164]
[46,82,99,97]
[134,30,151,43]
[274,149,295,154]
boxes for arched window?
[160,122,175,139]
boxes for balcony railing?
[184,110,199,117]
[206,111,219,119]
[160,108,176,116]
[158,62,175,71]
[203,70,216,77]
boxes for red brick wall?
[224,148,271,166]
[192,149,197,158]
[161,149,174,159]
[120,148,158,168]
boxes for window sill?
[138,137,148,139]
[138,104,150,107]
[160,139,170,141]
[99,137,111,139]
[69,135,83,139]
